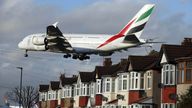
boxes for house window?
[87,84,90,95]
[129,72,142,90]
[177,62,185,84]
[162,64,175,85]
[118,74,128,91]
[81,83,87,96]
[103,78,111,92]
[186,61,192,82]
[48,92,51,100]
[123,75,128,90]
[64,86,71,97]
[52,92,55,100]
[140,73,144,89]
[76,84,80,96]
[106,79,110,92]
[186,69,192,81]
[112,78,115,92]
[118,75,122,90]
[71,86,74,97]
[91,83,95,95]
[146,71,152,89]
[97,79,101,93]
[161,103,175,108]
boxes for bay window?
[63,86,71,97]
[146,71,152,89]
[118,74,128,91]
[129,72,143,90]
[161,103,175,108]
[162,64,175,85]
[76,84,80,96]
[96,79,101,93]
[106,79,110,92]
[102,78,113,92]
[186,61,192,82]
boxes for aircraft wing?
[46,22,73,52]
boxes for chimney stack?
[103,58,112,66]
[120,59,127,65]
[60,73,65,81]
[181,38,192,47]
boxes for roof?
[60,76,77,86]
[175,56,192,62]
[94,59,129,78]
[50,81,60,90]
[106,99,118,104]
[137,97,153,104]
[128,55,159,71]
[160,44,192,64]
[39,85,49,92]
[79,71,96,83]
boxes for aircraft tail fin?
[118,4,155,43]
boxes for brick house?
[47,81,60,108]
[60,74,77,108]
[39,85,49,108]
[159,38,192,108]
[127,55,161,108]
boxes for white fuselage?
[18,33,141,55]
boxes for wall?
[161,86,176,103]
[177,84,192,95]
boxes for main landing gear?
[24,50,28,57]
[63,54,90,61]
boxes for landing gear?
[63,53,90,61]
[24,50,28,57]
[77,54,90,61]
[72,54,78,59]
[63,54,71,58]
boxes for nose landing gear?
[24,50,28,57]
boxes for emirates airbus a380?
[18,4,156,60]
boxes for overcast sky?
[0,0,192,105]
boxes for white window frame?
[162,64,175,85]
[118,73,129,91]
[76,83,80,96]
[161,103,175,108]
[118,75,122,91]
[63,86,71,98]
[129,72,143,90]
[96,79,101,94]
[146,71,152,90]
[90,83,95,95]
[129,104,152,108]
[105,78,111,92]
[48,91,51,100]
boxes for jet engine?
[32,36,47,45]
[34,45,48,51]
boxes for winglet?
[52,22,59,28]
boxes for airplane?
[18,4,157,60]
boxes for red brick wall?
[95,94,102,106]
[50,100,58,108]
[38,101,41,108]
[60,99,64,108]
[129,91,140,104]
[162,86,176,103]
[79,96,89,107]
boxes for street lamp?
[16,67,23,108]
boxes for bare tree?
[5,86,39,108]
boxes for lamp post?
[16,67,23,108]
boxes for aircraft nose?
[18,41,23,49]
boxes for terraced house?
[39,38,192,108]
